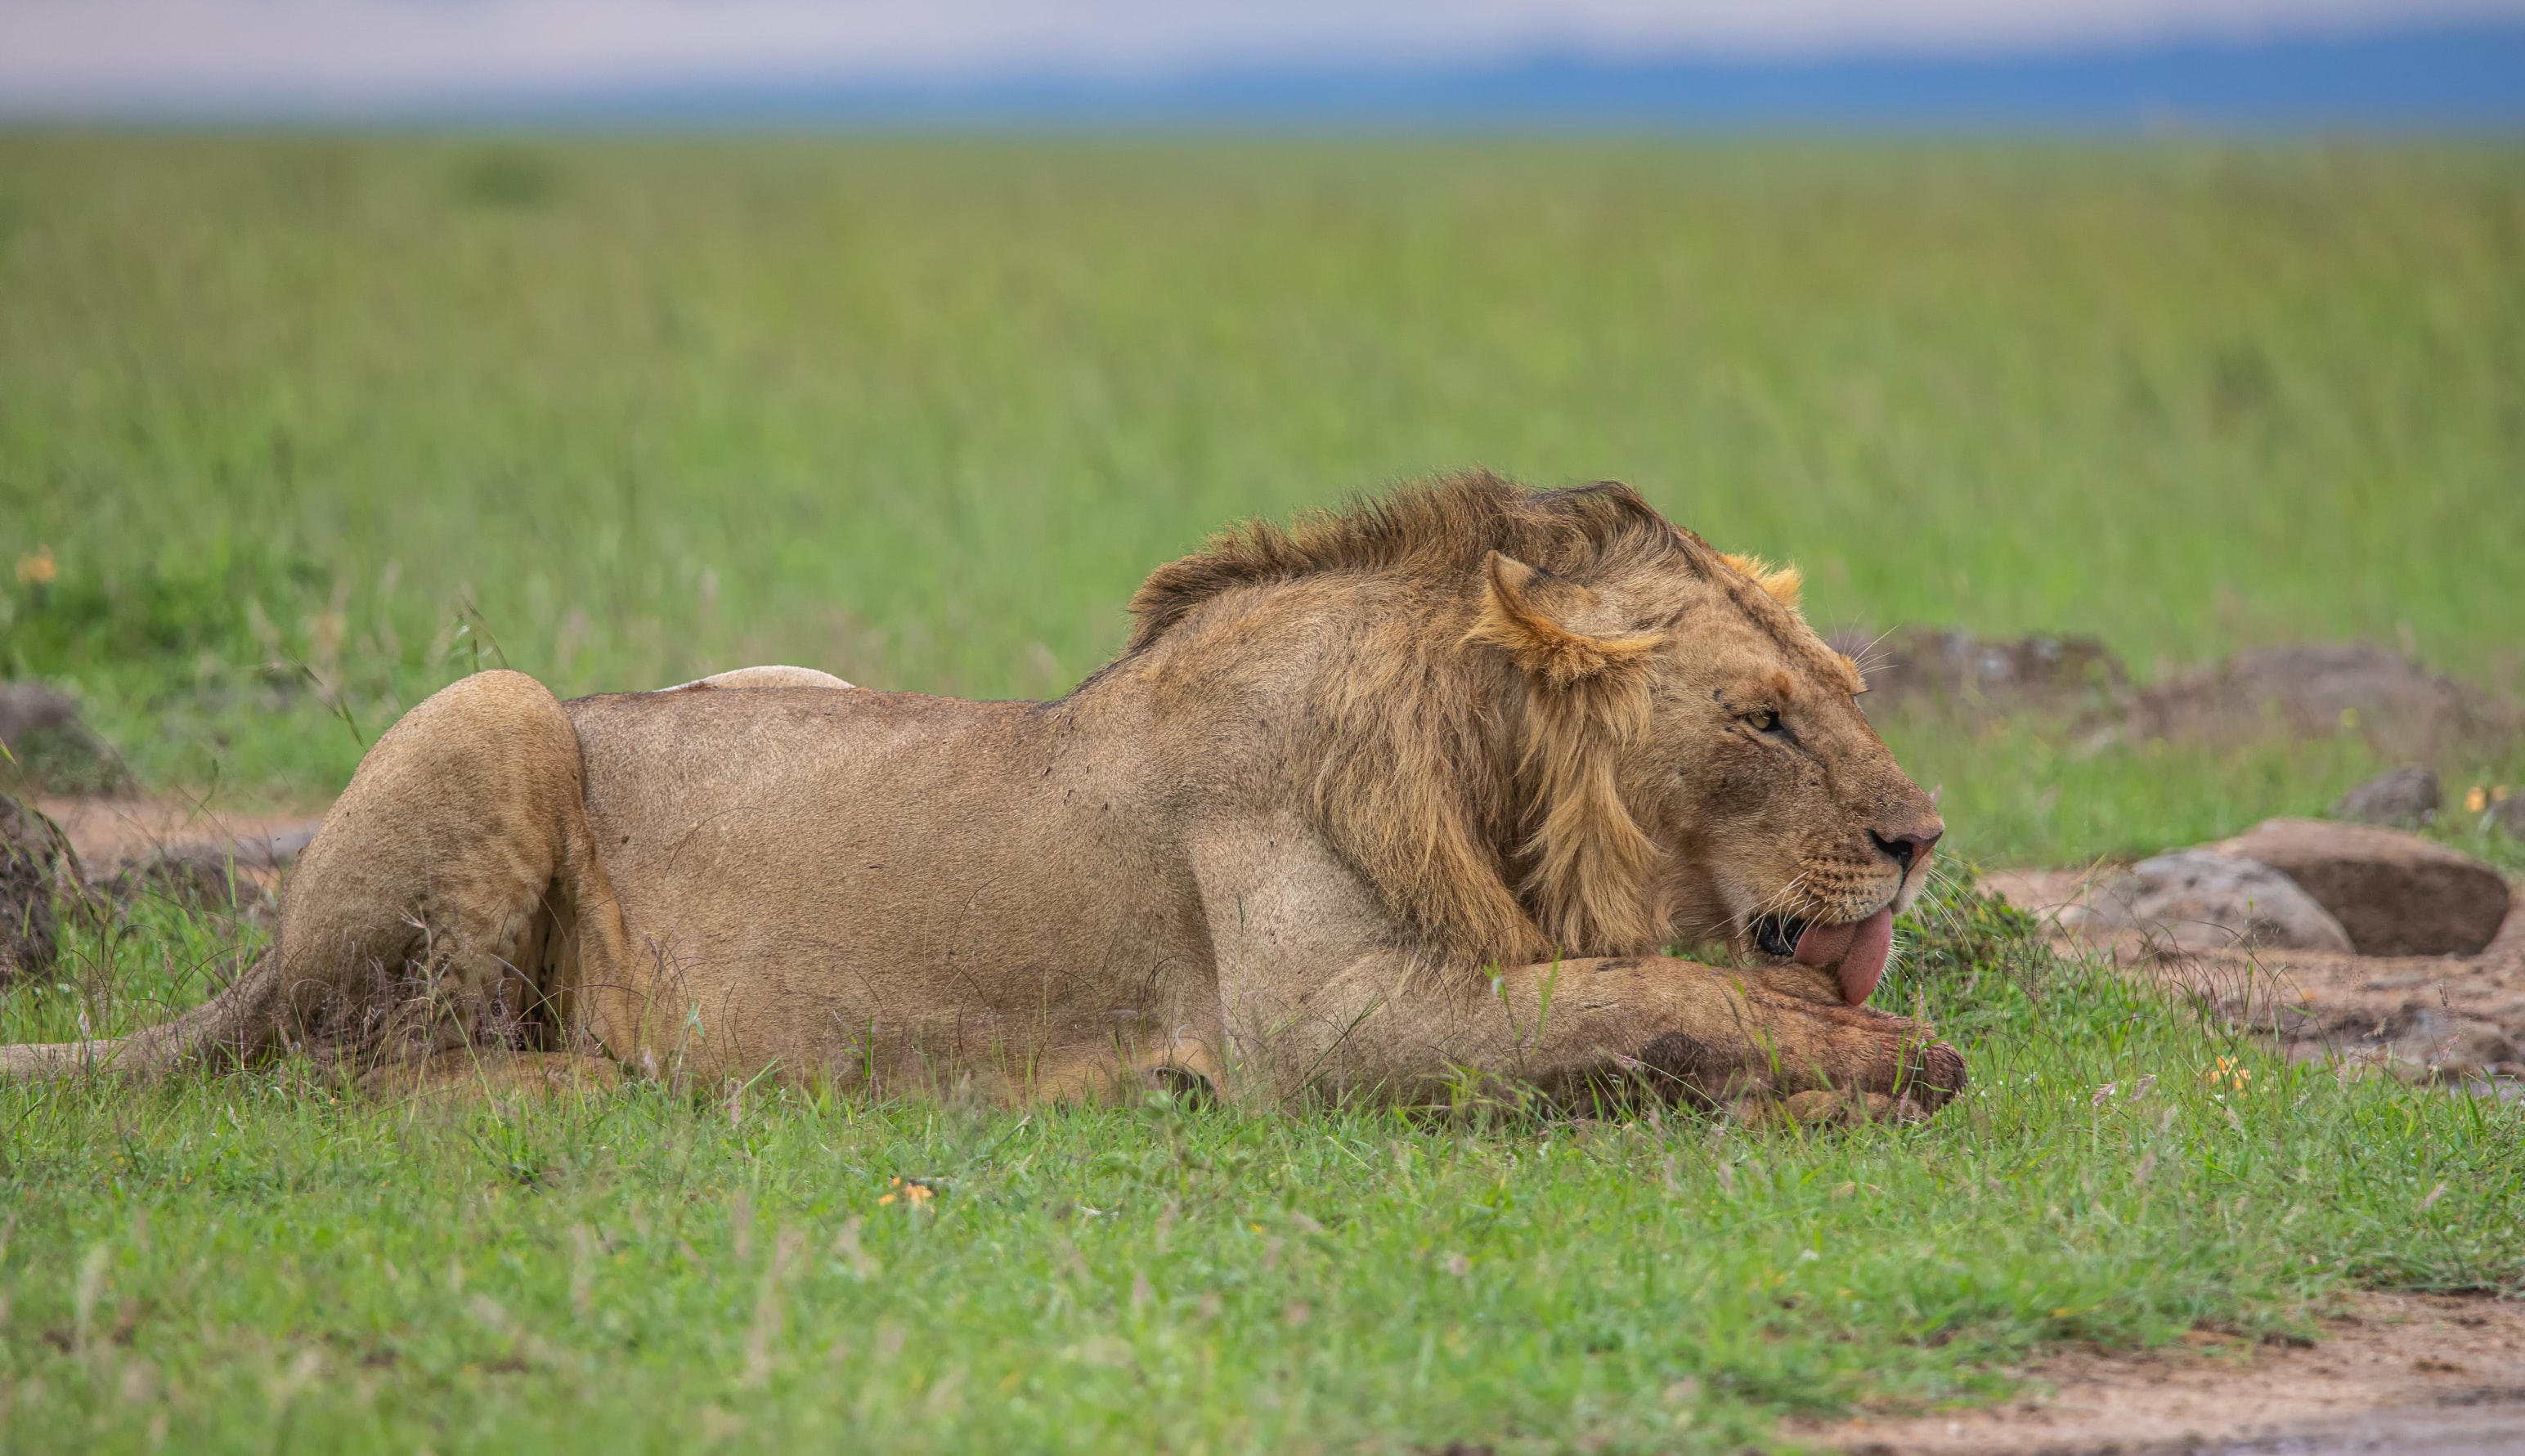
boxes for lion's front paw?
[1728,1027,1966,1127]
[1903,1037,1967,1110]
[1740,1086,1940,1128]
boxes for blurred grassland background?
[3,133,2522,862]
[3,131,2525,1456]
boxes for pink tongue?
[1793,907,1896,1006]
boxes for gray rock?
[2333,766,2441,828]
[2070,849,2352,953]
[2213,818,2511,958]
[0,682,123,793]
[2491,794,2525,842]
[0,795,65,985]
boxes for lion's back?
[558,684,1209,1068]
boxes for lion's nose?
[1868,825,1943,874]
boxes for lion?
[2,474,1963,1118]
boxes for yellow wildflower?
[2203,1055,2252,1092]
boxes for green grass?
[3,877,2520,1454]
[2,135,2523,863]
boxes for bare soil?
[1794,1291,2525,1455]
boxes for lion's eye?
[1744,709,1783,734]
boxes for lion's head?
[1128,473,1942,1004]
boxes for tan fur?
[3,473,1960,1115]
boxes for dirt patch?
[36,794,329,887]
[1795,1291,2525,1455]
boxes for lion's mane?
[1120,472,1814,970]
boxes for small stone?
[2490,795,2525,841]
[2332,766,2441,828]
[0,795,65,985]
[2070,849,2351,952]
[2213,818,2511,958]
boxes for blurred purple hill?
[2,8,2519,131]
[8,21,2509,131]
[531,25,2525,131]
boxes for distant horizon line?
[7,20,2523,130]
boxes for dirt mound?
[2332,765,2442,828]
[2212,818,2510,958]
[0,682,124,794]
[2119,643,2515,759]
[1796,1291,2525,1455]
[1828,628,2128,723]
[1987,867,2525,1082]
[1831,633,2522,767]
[0,796,70,984]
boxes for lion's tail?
[0,944,288,1082]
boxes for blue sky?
[2,0,2519,119]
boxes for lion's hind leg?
[267,670,630,1071]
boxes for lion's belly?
[563,687,1217,1085]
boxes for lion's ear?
[1718,551,1802,610]
[1469,552,1661,688]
